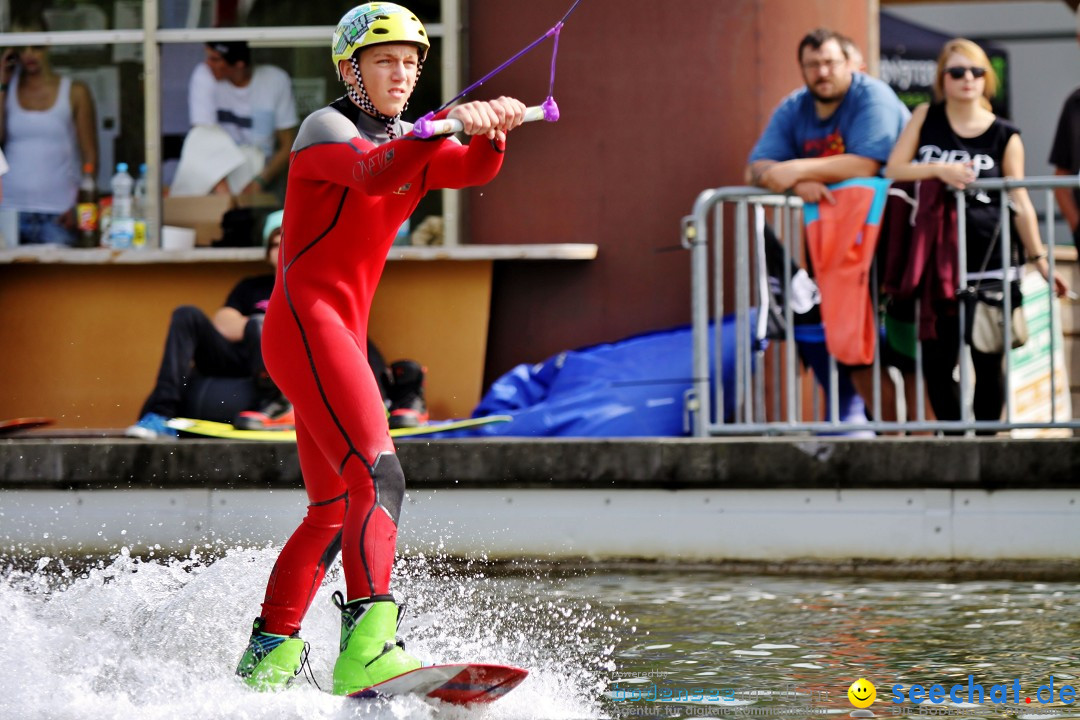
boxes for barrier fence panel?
[685,176,1080,437]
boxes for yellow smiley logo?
[848,678,877,708]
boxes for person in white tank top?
[0,146,8,201]
[0,14,98,246]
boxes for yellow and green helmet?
[332,3,430,77]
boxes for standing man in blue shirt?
[747,29,909,203]
[745,29,911,426]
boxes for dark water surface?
[3,550,1078,719]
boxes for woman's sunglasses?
[945,66,987,80]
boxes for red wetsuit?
[259,98,504,635]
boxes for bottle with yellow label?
[76,163,99,248]
[133,162,148,249]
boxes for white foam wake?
[2,546,620,720]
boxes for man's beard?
[808,85,841,104]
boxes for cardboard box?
[236,192,280,209]
[163,195,232,247]
[162,193,281,247]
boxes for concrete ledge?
[0,243,599,265]
[3,438,1078,563]
[1,437,1078,490]
[3,486,1078,563]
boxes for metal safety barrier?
[684,175,1080,437]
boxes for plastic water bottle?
[132,163,149,249]
[109,163,135,249]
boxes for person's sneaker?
[125,412,179,439]
[331,591,422,696]
[234,398,295,431]
[388,360,429,429]
[235,617,307,692]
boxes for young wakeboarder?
[233,2,527,695]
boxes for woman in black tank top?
[884,39,1069,428]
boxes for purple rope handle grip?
[414,100,560,139]
[413,0,582,138]
[542,97,560,123]
[412,115,439,139]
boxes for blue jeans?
[18,212,76,246]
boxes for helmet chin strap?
[347,55,423,140]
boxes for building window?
[0,0,459,248]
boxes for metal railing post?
[734,200,749,423]
[689,191,716,437]
[1045,188,1058,423]
[1000,189,1014,424]
[714,201,726,428]
[782,201,797,425]
[871,260,882,424]
[955,190,972,431]
[915,300,926,422]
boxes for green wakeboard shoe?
[332,591,422,696]
[235,617,307,691]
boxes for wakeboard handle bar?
[413,98,560,139]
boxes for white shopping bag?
[170,125,264,197]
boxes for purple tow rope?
[413,0,583,137]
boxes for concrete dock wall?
[2,438,1078,566]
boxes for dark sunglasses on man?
[945,66,987,80]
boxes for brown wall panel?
[0,260,496,428]
[0,263,266,428]
[467,0,870,385]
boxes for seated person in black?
[126,211,429,437]
[126,212,284,438]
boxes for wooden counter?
[0,244,596,428]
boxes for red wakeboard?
[0,417,55,435]
[349,663,527,705]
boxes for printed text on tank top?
[915,145,995,177]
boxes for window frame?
[0,0,464,247]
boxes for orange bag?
[803,178,891,366]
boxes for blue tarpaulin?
[421,314,741,438]
[412,312,868,439]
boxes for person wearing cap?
[1049,8,1080,247]
[124,215,282,438]
[186,40,298,195]
[232,2,526,696]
